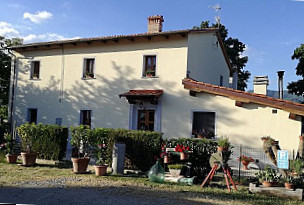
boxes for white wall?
[171,90,302,152]
[12,36,189,132]
[187,32,230,87]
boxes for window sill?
[82,77,96,80]
[141,76,159,79]
[29,78,41,81]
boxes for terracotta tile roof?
[182,78,304,116]
[119,90,164,98]
[9,28,218,50]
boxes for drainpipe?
[0,42,17,136]
[277,70,285,99]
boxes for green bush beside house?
[17,123,68,161]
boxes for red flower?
[175,144,191,152]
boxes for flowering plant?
[95,142,107,165]
[239,155,254,163]
[0,133,16,155]
[160,143,167,158]
[175,144,190,152]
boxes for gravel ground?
[0,186,222,205]
[0,177,228,205]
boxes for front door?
[137,110,155,131]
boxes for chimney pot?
[147,15,164,33]
[253,76,269,95]
[277,70,285,99]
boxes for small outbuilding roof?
[119,90,164,105]
[182,78,304,116]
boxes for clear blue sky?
[1,0,304,91]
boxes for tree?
[287,44,304,97]
[0,36,23,139]
[0,36,23,105]
[194,21,250,91]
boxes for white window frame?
[190,109,217,138]
[30,60,40,79]
[142,54,158,78]
[82,58,96,79]
[129,102,162,132]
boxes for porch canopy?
[119,90,163,105]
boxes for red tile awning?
[119,90,163,104]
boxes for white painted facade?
[10,29,302,153]
[11,31,229,137]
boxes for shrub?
[165,138,218,178]
[17,123,68,161]
[70,125,94,157]
[109,129,162,171]
[70,126,163,171]
[168,164,184,169]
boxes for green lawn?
[0,157,303,205]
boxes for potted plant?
[17,123,38,166]
[217,136,230,151]
[255,166,281,187]
[85,72,94,78]
[168,164,183,177]
[32,73,39,79]
[70,125,93,174]
[2,133,18,163]
[239,155,254,170]
[175,144,190,160]
[94,143,108,176]
[193,128,214,139]
[289,159,304,176]
[160,143,172,164]
[145,69,155,77]
[284,175,296,190]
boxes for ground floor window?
[27,108,37,124]
[192,111,215,139]
[80,110,91,127]
[137,110,155,131]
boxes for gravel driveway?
[0,186,222,205]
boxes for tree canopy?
[194,21,250,91]
[0,37,23,106]
[287,44,304,97]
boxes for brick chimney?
[147,15,164,33]
[253,76,269,95]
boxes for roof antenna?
[209,4,221,28]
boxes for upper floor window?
[80,110,91,127]
[27,108,37,124]
[83,58,95,79]
[31,61,40,79]
[143,55,156,77]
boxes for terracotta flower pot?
[262,181,277,187]
[300,135,304,140]
[95,165,107,176]
[284,182,295,190]
[6,154,18,163]
[71,157,90,174]
[21,152,37,166]
[217,146,228,151]
[241,160,250,170]
[164,155,172,164]
[180,152,188,160]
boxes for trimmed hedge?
[17,123,68,161]
[165,138,218,178]
[70,126,163,171]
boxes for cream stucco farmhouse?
[8,15,304,153]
